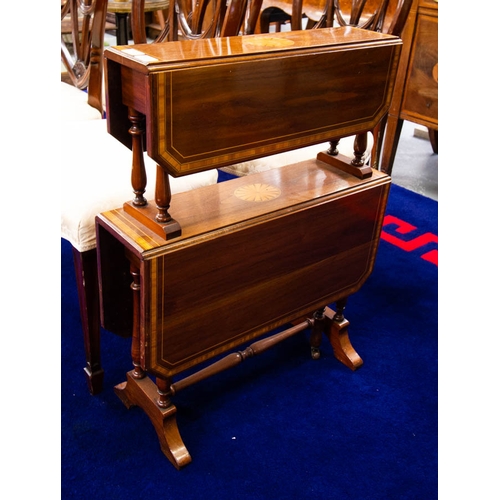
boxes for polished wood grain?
[97,25,398,468]
[106,27,401,173]
[97,159,390,467]
[105,27,401,236]
[102,159,389,248]
[247,0,414,172]
[114,371,192,469]
[99,161,389,379]
[381,0,438,174]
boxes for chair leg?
[72,247,104,395]
[370,114,387,171]
[428,128,438,154]
[380,115,404,175]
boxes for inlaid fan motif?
[234,183,281,202]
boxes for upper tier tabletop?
[104,26,402,177]
[104,26,399,72]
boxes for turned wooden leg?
[155,164,181,237]
[72,247,104,395]
[370,114,387,171]
[428,128,438,154]
[327,139,340,156]
[328,132,369,167]
[380,115,404,175]
[128,107,148,207]
[155,164,173,223]
[310,308,326,360]
[128,259,146,380]
[351,131,368,167]
[319,135,371,179]
[114,255,192,469]
[324,300,363,371]
[122,121,181,240]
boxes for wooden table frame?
[97,27,401,468]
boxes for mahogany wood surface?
[98,160,390,379]
[380,0,438,174]
[105,27,401,178]
[248,0,414,171]
[114,370,192,469]
[72,248,104,395]
[104,27,400,239]
[95,25,399,467]
[97,158,390,467]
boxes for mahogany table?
[98,27,401,468]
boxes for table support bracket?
[114,307,363,468]
[115,372,192,470]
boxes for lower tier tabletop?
[97,158,390,378]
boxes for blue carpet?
[61,177,437,499]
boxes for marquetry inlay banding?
[234,183,281,202]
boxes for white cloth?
[60,82,103,121]
[61,119,218,252]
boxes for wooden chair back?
[131,0,249,43]
[249,0,412,37]
[246,0,413,170]
[333,0,412,37]
[61,0,109,116]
